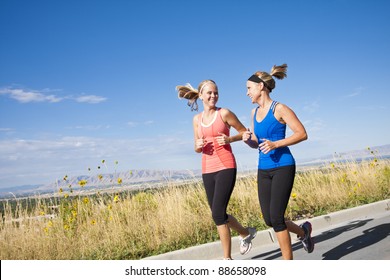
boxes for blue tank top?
[254,101,295,170]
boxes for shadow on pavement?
[322,223,390,260]
[251,219,373,260]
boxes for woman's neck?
[203,106,217,116]
[257,93,272,109]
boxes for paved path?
[145,199,390,260]
[236,211,390,260]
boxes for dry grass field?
[1,156,389,260]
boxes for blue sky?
[0,0,389,188]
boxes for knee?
[212,211,228,226]
[270,216,287,232]
[263,216,273,228]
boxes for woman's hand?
[196,137,207,150]
[258,139,277,154]
[216,133,230,146]
[242,128,252,142]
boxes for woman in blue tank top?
[242,64,314,259]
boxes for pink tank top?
[198,108,236,174]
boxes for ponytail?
[251,63,288,92]
[176,83,199,111]
[176,79,217,111]
[270,64,287,80]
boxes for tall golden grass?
[0,157,389,260]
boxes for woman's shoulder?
[192,112,202,123]
[219,107,235,115]
[219,108,239,120]
[250,106,258,116]
[274,102,292,113]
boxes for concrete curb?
[144,199,390,260]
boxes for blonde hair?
[176,79,217,111]
[253,64,287,92]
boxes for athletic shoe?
[239,227,257,255]
[299,221,314,253]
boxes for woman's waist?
[202,154,236,173]
[259,148,294,161]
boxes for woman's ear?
[259,82,265,90]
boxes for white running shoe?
[239,227,257,255]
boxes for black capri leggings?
[202,168,236,226]
[257,165,296,232]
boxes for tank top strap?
[270,101,278,113]
[254,106,259,122]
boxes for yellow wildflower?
[78,179,87,187]
[117,178,122,184]
[98,174,103,180]
[59,188,63,193]
[91,220,96,225]
[291,193,297,199]
[83,197,89,204]
[114,195,119,203]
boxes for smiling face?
[200,83,219,108]
[246,80,261,103]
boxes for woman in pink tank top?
[177,79,257,259]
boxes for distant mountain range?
[1,144,389,199]
[299,144,390,166]
[0,169,202,199]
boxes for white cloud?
[0,135,196,188]
[75,95,107,104]
[355,105,386,111]
[304,119,326,133]
[127,120,155,127]
[127,122,138,127]
[303,101,320,114]
[0,87,107,104]
[346,87,364,98]
[0,88,63,103]
[66,125,111,130]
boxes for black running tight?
[202,168,236,226]
[257,165,296,232]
